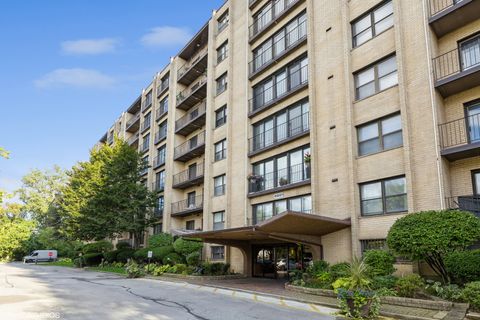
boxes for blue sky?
[0,0,224,194]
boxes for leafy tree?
[387,210,480,283]
[0,147,9,159]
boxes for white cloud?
[140,26,192,48]
[61,38,120,55]
[34,68,116,89]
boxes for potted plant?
[247,173,264,191]
[304,152,311,178]
[279,177,288,186]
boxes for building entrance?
[252,244,312,279]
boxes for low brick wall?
[285,284,453,311]
[158,273,247,281]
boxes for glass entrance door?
[253,247,275,278]
[252,244,304,279]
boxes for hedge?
[173,238,203,256]
[363,250,396,276]
[83,253,103,266]
[445,250,480,284]
[148,233,174,248]
[163,252,185,265]
[116,249,136,262]
[82,240,113,254]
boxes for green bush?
[462,281,480,311]
[83,253,103,266]
[306,260,329,277]
[116,241,131,250]
[148,233,174,248]
[425,280,463,301]
[163,252,185,265]
[364,250,396,276]
[133,247,170,263]
[152,265,169,276]
[330,262,351,280]
[173,238,203,256]
[445,250,480,284]
[125,261,144,278]
[104,250,119,263]
[73,257,84,268]
[308,272,333,289]
[202,262,230,276]
[186,251,201,266]
[395,274,425,298]
[371,275,398,290]
[116,249,136,263]
[82,241,113,254]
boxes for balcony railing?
[126,113,140,129]
[433,44,480,81]
[173,162,204,188]
[249,19,307,76]
[249,0,301,40]
[171,195,204,216]
[429,0,465,16]
[177,47,208,80]
[127,133,139,146]
[249,162,310,194]
[156,102,168,120]
[154,128,167,144]
[175,102,206,132]
[152,180,165,192]
[249,112,309,154]
[140,140,149,153]
[446,195,480,218]
[174,131,206,161]
[141,118,151,133]
[249,63,308,115]
[157,80,169,97]
[141,96,153,112]
[153,154,166,168]
[176,76,208,107]
[439,113,480,150]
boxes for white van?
[23,250,58,263]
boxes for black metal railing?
[127,133,139,145]
[249,63,308,114]
[155,128,167,144]
[153,154,166,168]
[439,113,480,149]
[174,131,206,159]
[249,112,309,153]
[176,76,208,105]
[433,41,480,81]
[126,113,140,129]
[171,195,204,215]
[175,102,206,131]
[446,195,480,218]
[156,102,168,120]
[141,95,153,112]
[173,162,205,186]
[152,179,165,192]
[249,0,301,39]
[177,47,208,80]
[140,140,149,153]
[249,19,307,75]
[157,79,169,96]
[248,163,310,193]
[429,0,465,16]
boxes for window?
[186,220,195,231]
[187,191,196,208]
[142,112,152,131]
[352,1,394,48]
[357,114,402,156]
[142,133,150,152]
[360,176,407,216]
[213,211,225,230]
[157,120,167,142]
[158,96,168,114]
[253,194,311,223]
[460,35,480,71]
[159,74,169,92]
[214,175,226,196]
[211,246,225,260]
[360,239,387,255]
[214,139,227,161]
[154,223,163,234]
[355,55,398,100]
[141,156,149,175]
[216,73,228,95]
[157,196,164,213]
[155,171,165,191]
[217,41,228,64]
[155,145,166,166]
[217,11,229,33]
[215,105,227,128]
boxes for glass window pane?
[264,203,273,220]
[289,198,302,212]
[275,200,287,215]
[273,30,286,56]
[383,131,403,149]
[353,15,372,36]
[386,195,407,213]
[382,115,401,134]
[379,71,398,90]
[356,68,375,87]
[359,139,381,156]
[378,56,397,77]
[358,122,379,142]
[375,15,393,34]
[361,182,382,200]
[302,196,312,213]
[362,199,383,215]
[385,177,406,196]
[355,28,373,47]
[276,71,287,97]
[374,1,393,23]
[357,82,376,100]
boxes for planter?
[346,297,373,318]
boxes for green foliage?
[370,275,398,290]
[125,260,144,278]
[306,260,329,277]
[148,233,173,248]
[186,251,201,266]
[330,262,351,280]
[163,252,185,265]
[363,250,396,277]
[173,264,188,275]
[104,250,119,263]
[82,253,103,266]
[82,240,113,254]
[395,274,425,298]
[387,210,480,282]
[445,250,480,284]
[0,209,35,261]
[172,238,203,256]
[133,247,167,263]
[115,248,135,263]
[333,257,371,291]
[337,289,381,319]
[152,265,170,276]
[0,147,9,159]
[116,241,131,250]
[461,281,480,311]
[425,280,463,301]
[89,266,126,275]
[308,272,334,289]
[201,262,230,276]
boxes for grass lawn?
[88,266,126,275]
[39,260,74,267]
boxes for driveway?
[0,263,337,320]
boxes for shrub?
[395,274,425,298]
[163,252,185,265]
[202,262,230,276]
[387,210,480,282]
[306,260,329,277]
[148,233,174,248]
[371,275,398,290]
[445,250,480,284]
[174,264,188,275]
[83,253,103,266]
[173,238,203,256]
[309,272,333,289]
[152,265,170,276]
[116,241,131,250]
[364,250,396,277]
[461,281,480,311]
[82,240,113,254]
[330,262,351,280]
[73,257,84,268]
[104,250,118,263]
[116,249,136,263]
[186,251,201,266]
[125,261,144,278]
[425,280,463,301]
[133,248,149,262]
[376,288,398,297]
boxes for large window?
[154,223,163,235]
[352,1,394,48]
[357,114,402,156]
[214,175,226,196]
[144,90,153,109]
[186,220,195,231]
[252,100,309,152]
[251,0,298,36]
[215,105,227,128]
[211,246,225,260]
[155,145,166,166]
[157,196,164,212]
[360,176,407,216]
[158,96,168,114]
[355,55,398,100]
[251,145,310,193]
[141,155,149,176]
[157,120,167,142]
[213,211,225,230]
[155,171,165,191]
[216,73,228,95]
[142,133,150,152]
[217,41,228,64]
[214,139,227,161]
[217,11,229,33]
[253,194,311,223]
[360,239,387,255]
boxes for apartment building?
[97,0,480,277]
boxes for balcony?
[141,96,153,113]
[156,102,168,121]
[429,0,480,37]
[432,39,480,98]
[177,47,208,86]
[174,131,206,162]
[249,0,303,43]
[154,128,167,145]
[152,180,165,193]
[157,79,169,97]
[141,118,151,133]
[127,133,139,147]
[175,102,207,136]
[249,0,262,9]
[153,154,166,169]
[249,19,307,79]
[439,113,480,161]
[446,195,480,218]
[171,195,203,217]
[249,112,309,156]
[172,162,204,189]
[176,76,208,111]
[126,113,140,133]
[248,163,311,196]
[249,63,308,117]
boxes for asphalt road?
[0,263,337,320]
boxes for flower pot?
[346,297,373,318]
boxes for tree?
[0,147,9,159]
[16,166,67,228]
[387,210,480,283]
[60,138,156,245]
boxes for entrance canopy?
[187,211,351,247]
